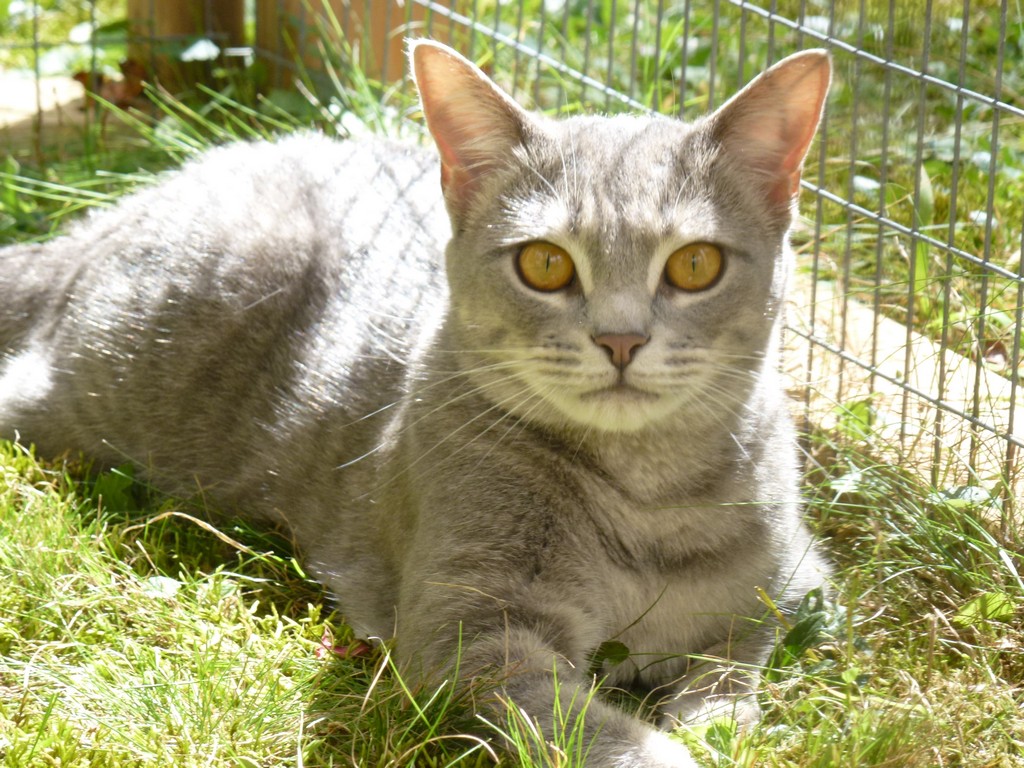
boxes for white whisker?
[399,380,544,485]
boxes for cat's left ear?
[709,49,832,206]
[411,40,533,220]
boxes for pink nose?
[593,333,649,369]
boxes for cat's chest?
[546,475,767,664]
[586,564,751,688]
[568,445,742,568]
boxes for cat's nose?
[593,333,649,370]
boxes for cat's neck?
[572,368,790,504]
[573,417,741,503]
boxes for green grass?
[1,434,1021,766]
[0,445,505,768]
[1,1,1023,765]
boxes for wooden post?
[127,0,245,90]
[256,1,455,87]
[346,1,456,82]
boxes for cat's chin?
[555,385,682,433]
[579,384,659,406]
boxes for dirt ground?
[1,72,81,125]
[0,72,85,150]
[0,70,147,166]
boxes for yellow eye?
[664,243,723,291]
[517,241,575,292]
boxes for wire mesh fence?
[2,0,1022,532]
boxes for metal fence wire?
[3,1,1023,533]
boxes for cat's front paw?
[658,661,762,730]
[590,730,698,768]
[629,730,700,768]
[667,692,761,730]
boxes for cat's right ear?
[410,40,532,220]
[708,49,832,208]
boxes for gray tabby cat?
[0,41,831,767]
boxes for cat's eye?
[517,242,576,292]
[664,243,723,291]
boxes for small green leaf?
[90,464,138,511]
[765,589,830,682]
[840,666,862,685]
[916,164,935,229]
[590,640,630,670]
[834,398,875,441]
[955,591,1016,628]
[704,717,738,751]
[1,157,22,212]
[912,165,934,316]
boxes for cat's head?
[411,41,830,434]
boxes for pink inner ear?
[411,41,529,216]
[439,160,473,206]
[787,171,803,198]
[713,51,831,204]
[763,170,804,207]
